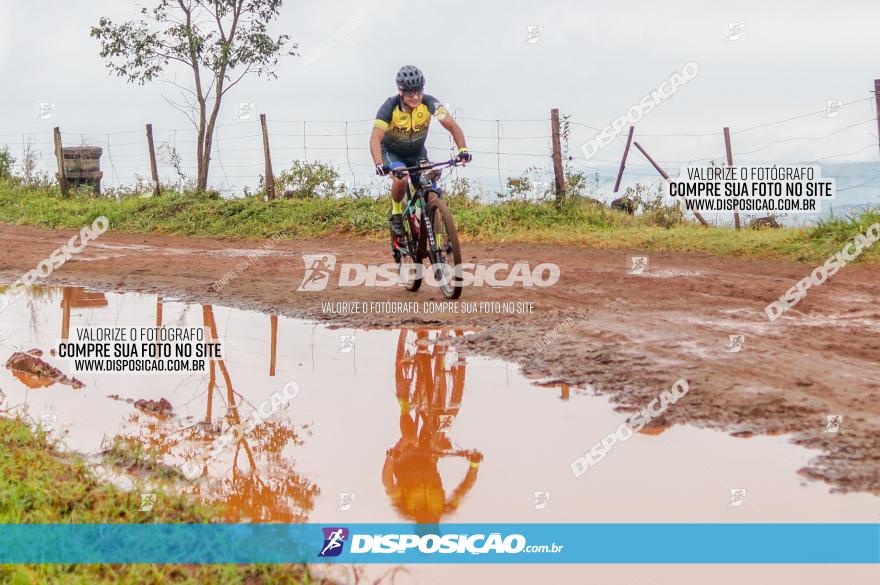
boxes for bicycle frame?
[394,159,459,261]
[388,158,464,299]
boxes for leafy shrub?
[0,147,14,180]
[622,182,685,228]
[277,160,346,199]
[502,175,534,200]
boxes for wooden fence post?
[613,126,635,193]
[53,127,68,196]
[633,141,710,227]
[146,124,161,197]
[260,114,276,200]
[874,79,880,162]
[723,126,740,229]
[550,108,565,204]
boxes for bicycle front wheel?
[426,192,462,299]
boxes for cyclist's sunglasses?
[399,89,424,98]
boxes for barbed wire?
[1,95,878,201]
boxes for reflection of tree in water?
[112,303,319,523]
[120,410,318,523]
[383,328,482,525]
[190,304,319,522]
[199,417,318,523]
[120,413,182,457]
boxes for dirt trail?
[0,223,878,493]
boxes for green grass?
[0,415,324,584]
[100,435,188,483]
[1,180,878,264]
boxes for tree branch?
[162,93,198,128]
[220,63,252,96]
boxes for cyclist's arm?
[370,127,385,165]
[444,461,479,513]
[438,115,467,151]
[382,450,400,497]
[372,97,395,165]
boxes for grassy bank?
[0,415,320,584]
[0,180,878,264]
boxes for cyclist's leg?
[383,148,410,244]
[382,148,409,209]
[386,149,428,244]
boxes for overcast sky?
[1,0,879,195]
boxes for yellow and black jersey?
[373,94,448,156]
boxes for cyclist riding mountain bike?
[370,65,472,246]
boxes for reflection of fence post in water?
[60,288,72,340]
[205,358,217,425]
[155,295,163,326]
[58,288,108,340]
[197,304,216,427]
[201,304,256,469]
[155,295,163,355]
[269,315,278,376]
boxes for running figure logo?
[629,256,648,275]
[824,414,842,433]
[297,254,337,291]
[726,334,745,353]
[726,22,744,41]
[728,488,747,507]
[824,100,842,119]
[318,527,349,557]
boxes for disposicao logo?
[295,253,560,291]
[298,254,337,292]
[315,529,562,556]
[318,527,349,557]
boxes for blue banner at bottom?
[0,524,877,564]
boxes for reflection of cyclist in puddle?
[383,329,481,524]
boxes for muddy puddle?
[0,286,877,582]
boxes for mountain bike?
[389,159,464,300]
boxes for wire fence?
[1,94,878,226]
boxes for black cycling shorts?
[382,147,429,170]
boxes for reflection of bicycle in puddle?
[383,328,482,524]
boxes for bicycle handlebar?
[386,447,482,460]
[390,158,463,178]
[430,448,481,459]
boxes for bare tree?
[91,0,296,192]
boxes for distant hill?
[818,161,880,218]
